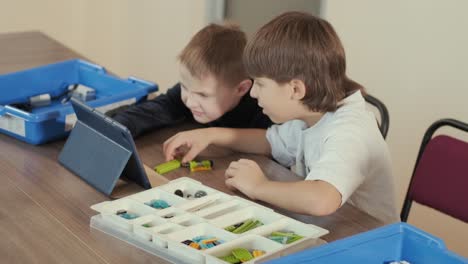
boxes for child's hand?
[163,128,212,163]
[224,159,268,200]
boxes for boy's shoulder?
[165,83,182,97]
[297,91,382,145]
[322,91,374,129]
[210,94,272,129]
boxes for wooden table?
[0,31,384,263]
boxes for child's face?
[179,64,243,123]
[250,77,304,123]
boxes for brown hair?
[178,23,248,88]
[244,12,364,112]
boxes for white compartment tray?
[90,177,329,263]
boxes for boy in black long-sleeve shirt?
[110,23,272,138]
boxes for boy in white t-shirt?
[163,12,398,223]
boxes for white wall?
[323,0,468,256]
[225,0,321,37]
[0,0,209,91]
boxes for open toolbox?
[266,222,468,264]
[0,59,158,144]
[90,177,329,264]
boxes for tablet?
[58,98,151,195]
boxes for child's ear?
[290,79,306,100]
[236,79,253,96]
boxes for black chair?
[400,118,468,223]
[364,94,389,139]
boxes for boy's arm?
[163,127,271,162]
[225,159,342,216]
[211,128,271,155]
[110,84,191,138]
[253,180,342,216]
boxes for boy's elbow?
[306,187,342,216]
[311,200,341,216]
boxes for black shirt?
[110,83,272,138]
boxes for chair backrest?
[401,118,468,223]
[364,94,389,139]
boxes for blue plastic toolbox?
[267,222,467,264]
[0,59,158,144]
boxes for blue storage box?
[0,59,158,144]
[267,222,467,264]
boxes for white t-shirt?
[266,90,398,223]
